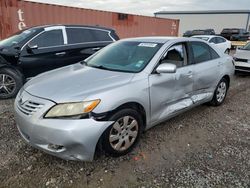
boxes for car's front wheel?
[102,109,143,156]
[0,68,23,99]
[210,78,229,106]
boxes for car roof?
[121,36,216,44]
[192,35,214,38]
[121,36,181,44]
[26,24,115,31]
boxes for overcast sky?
[27,0,250,16]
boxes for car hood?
[24,63,135,103]
[234,49,250,60]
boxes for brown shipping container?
[0,0,179,39]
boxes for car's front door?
[19,26,67,78]
[149,43,194,125]
[189,41,221,104]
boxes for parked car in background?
[14,37,234,161]
[192,35,231,53]
[0,25,119,99]
[183,30,192,37]
[234,42,250,74]
[183,29,215,37]
[220,28,250,41]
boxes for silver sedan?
[14,37,234,161]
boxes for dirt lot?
[0,75,249,188]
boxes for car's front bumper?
[235,61,250,73]
[14,91,113,161]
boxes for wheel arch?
[222,74,230,86]
[0,64,24,81]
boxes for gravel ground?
[0,75,250,188]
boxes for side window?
[217,37,226,43]
[161,44,186,68]
[210,47,220,59]
[66,28,95,44]
[92,30,113,41]
[191,42,211,63]
[209,37,217,44]
[29,30,64,48]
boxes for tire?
[210,78,229,106]
[101,108,143,157]
[0,68,23,99]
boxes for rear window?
[222,29,239,34]
[194,37,209,41]
[192,30,205,35]
[191,42,211,63]
[92,30,113,41]
[66,28,113,44]
[66,28,95,44]
[191,41,219,63]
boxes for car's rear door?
[19,26,67,78]
[149,42,194,125]
[61,27,114,66]
[189,41,221,104]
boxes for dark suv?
[0,25,119,99]
[183,29,215,37]
[220,28,250,41]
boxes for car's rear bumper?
[14,91,113,161]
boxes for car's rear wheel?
[210,78,228,106]
[102,109,142,156]
[0,68,23,99]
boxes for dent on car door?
[149,43,194,125]
[189,41,221,103]
[65,28,113,63]
[19,29,67,78]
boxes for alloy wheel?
[109,116,139,151]
[0,74,16,97]
[216,81,227,103]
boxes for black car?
[0,25,119,99]
[220,28,250,41]
[183,29,215,37]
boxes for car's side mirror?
[26,44,38,53]
[156,63,177,74]
[27,44,38,50]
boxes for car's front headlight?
[45,99,100,118]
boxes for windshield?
[193,36,209,41]
[0,29,37,47]
[222,29,239,34]
[242,42,250,50]
[86,41,163,73]
[192,30,205,35]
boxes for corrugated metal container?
[0,0,179,39]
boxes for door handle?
[186,71,193,78]
[55,52,66,56]
[92,47,101,51]
[217,62,223,67]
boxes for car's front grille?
[17,100,44,116]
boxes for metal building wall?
[155,12,249,36]
[0,0,179,39]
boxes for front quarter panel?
[89,73,151,127]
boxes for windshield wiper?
[80,60,87,65]
[88,64,112,71]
